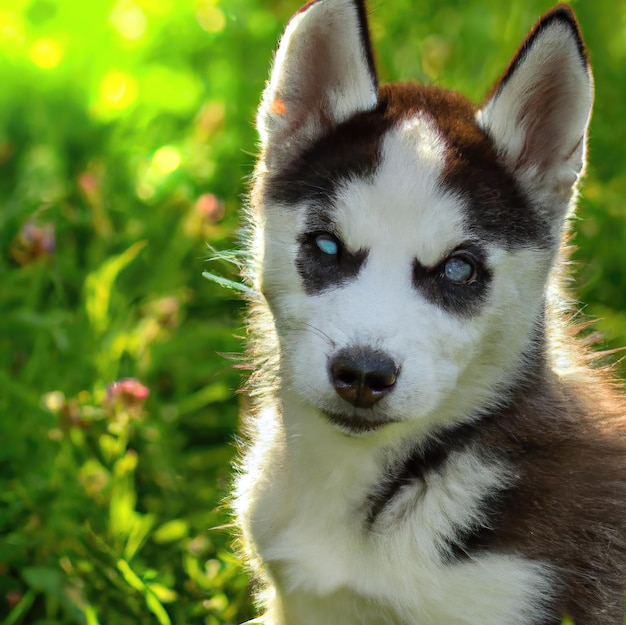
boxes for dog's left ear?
[257,0,378,169]
[478,5,593,214]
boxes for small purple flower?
[10,221,55,265]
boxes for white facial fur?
[260,114,553,435]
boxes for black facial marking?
[412,244,492,316]
[443,169,549,249]
[296,228,368,294]
[264,99,390,208]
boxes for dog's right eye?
[297,231,367,293]
[315,233,340,256]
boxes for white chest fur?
[236,400,553,625]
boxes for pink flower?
[183,193,226,238]
[104,378,150,420]
[195,193,225,223]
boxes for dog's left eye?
[315,233,340,256]
[443,255,476,284]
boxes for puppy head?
[250,1,592,435]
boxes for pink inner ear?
[257,0,379,161]
[478,11,592,193]
[514,69,581,174]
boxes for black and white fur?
[233,2,626,623]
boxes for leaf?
[21,567,63,596]
[84,240,148,335]
[146,583,178,604]
[83,605,102,625]
[124,514,156,561]
[116,560,172,625]
[152,519,189,544]
[116,559,145,593]
[20,567,86,624]
[176,383,231,416]
[109,475,137,539]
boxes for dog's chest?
[248,424,552,625]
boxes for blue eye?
[444,256,475,284]
[315,234,339,256]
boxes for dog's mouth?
[322,409,400,435]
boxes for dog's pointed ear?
[257,0,378,168]
[478,6,593,214]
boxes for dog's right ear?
[257,0,378,169]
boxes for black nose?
[329,348,399,409]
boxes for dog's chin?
[321,409,401,436]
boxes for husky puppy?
[233,2,626,623]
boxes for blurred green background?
[0,0,624,623]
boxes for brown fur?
[479,366,626,623]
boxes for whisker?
[286,320,335,346]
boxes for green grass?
[0,1,625,623]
